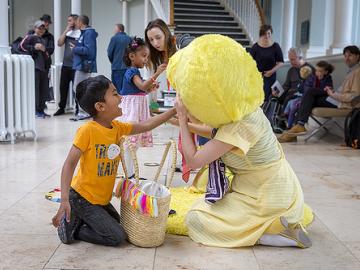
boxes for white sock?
[258,234,297,247]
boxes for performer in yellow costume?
[167,34,313,248]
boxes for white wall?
[13,0,55,38]
[295,0,311,50]
[91,0,159,78]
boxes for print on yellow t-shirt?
[71,120,132,205]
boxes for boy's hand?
[52,201,71,227]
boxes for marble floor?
[0,110,360,270]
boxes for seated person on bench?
[279,45,360,143]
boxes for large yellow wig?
[167,34,264,128]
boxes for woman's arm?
[175,96,233,169]
[264,62,284,77]
[168,117,213,138]
[130,107,177,135]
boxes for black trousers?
[35,69,49,112]
[296,88,337,124]
[69,188,127,246]
[58,66,76,110]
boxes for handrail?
[254,0,265,25]
[220,0,264,45]
[170,0,174,26]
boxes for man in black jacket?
[39,14,55,102]
[22,20,49,118]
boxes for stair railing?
[220,0,265,45]
[150,0,173,24]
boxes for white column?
[144,0,149,28]
[71,0,81,15]
[281,0,295,60]
[54,0,62,65]
[306,0,335,58]
[122,1,128,32]
[0,0,10,55]
[330,0,354,52]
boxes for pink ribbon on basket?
[119,178,159,217]
[178,133,196,182]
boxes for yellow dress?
[186,108,309,247]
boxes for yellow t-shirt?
[71,120,132,205]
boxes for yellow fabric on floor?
[167,187,314,236]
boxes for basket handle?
[153,140,177,188]
[118,137,140,185]
[121,138,177,186]
[164,140,177,188]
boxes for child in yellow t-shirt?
[52,75,175,246]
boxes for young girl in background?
[284,61,334,129]
[279,61,334,142]
[120,37,167,177]
[282,65,313,128]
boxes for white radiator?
[0,54,36,143]
[51,64,76,112]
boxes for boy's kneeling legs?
[70,189,127,246]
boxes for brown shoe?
[278,133,298,143]
[286,124,307,135]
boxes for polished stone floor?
[0,110,359,270]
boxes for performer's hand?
[175,95,188,122]
[168,117,179,126]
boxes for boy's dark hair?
[123,36,146,67]
[343,45,360,57]
[316,60,335,74]
[79,15,89,26]
[76,75,111,117]
[259,24,273,36]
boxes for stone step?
[174,7,229,15]
[175,19,239,27]
[175,13,234,21]
[176,24,243,33]
[175,30,249,42]
[175,2,224,10]
[175,0,221,5]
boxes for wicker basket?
[117,139,177,247]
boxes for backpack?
[10,35,29,54]
[262,97,284,133]
[344,108,360,149]
[175,34,195,49]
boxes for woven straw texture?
[118,139,176,247]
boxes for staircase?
[174,0,251,47]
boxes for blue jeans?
[111,69,127,94]
[69,188,127,246]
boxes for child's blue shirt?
[120,67,146,96]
